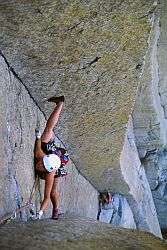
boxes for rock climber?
[99,192,113,205]
[97,192,116,222]
[34,95,69,220]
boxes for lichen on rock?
[0,0,154,190]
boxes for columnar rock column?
[132,0,167,235]
[120,118,161,237]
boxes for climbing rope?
[0,176,39,224]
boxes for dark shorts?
[36,169,60,179]
[41,140,67,155]
[41,141,52,155]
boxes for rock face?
[0,0,167,241]
[98,193,136,229]
[120,118,161,236]
[0,55,99,221]
[132,0,167,234]
[0,214,167,250]
[145,147,167,231]
[0,0,154,191]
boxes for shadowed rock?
[0,0,153,191]
[1,0,167,238]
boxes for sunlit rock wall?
[0,54,99,221]
[0,0,155,191]
[0,0,165,238]
[132,0,167,235]
[120,118,161,237]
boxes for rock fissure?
[1,0,167,243]
[66,21,83,32]
[83,56,101,68]
[159,92,167,120]
[13,175,21,210]
[151,17,167,143]
[0,51,46,121]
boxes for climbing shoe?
[52,208,58,220]
[48,95,64,104]
[36,210,43,220]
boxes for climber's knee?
[50,190,58,198]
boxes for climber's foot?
[52,208,59,220]
[48,95,64,105]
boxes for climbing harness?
[40,139,70,177]
[0,176,38,224]
[41,139,70,167]
[55,165,70,177]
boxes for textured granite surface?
[0,54,99,222]
[0,214,167,250]
[0,0,154,191]
[132,0,167,232]
[1,0,167,237]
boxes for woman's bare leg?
[41,100,64,143]
[50,177,60,210]
[36,96,64,218]
[50,177,60,219]
[40,171,56,212]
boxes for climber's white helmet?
[43,154,61,172]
